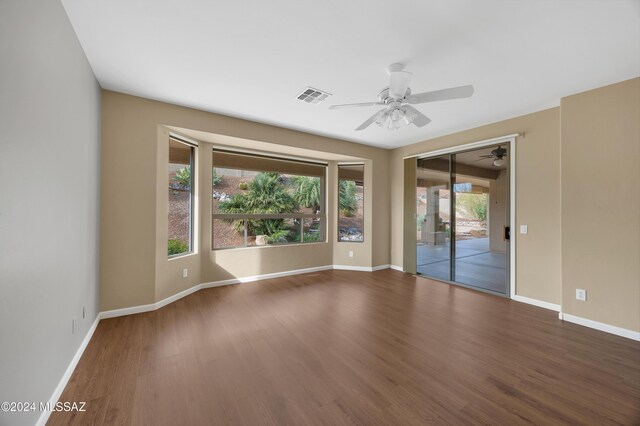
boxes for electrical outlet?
[348,251,354,258]
[182,268,188,278]
[576,289,587,301]
[520,225,528,234]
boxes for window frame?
[168,136,197,259]
[211,149,327,250]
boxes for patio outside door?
[416,144,510,295]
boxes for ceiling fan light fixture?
[375,110,389,127]
[388,113,401,130]
[493,158,506,167]
[402,107,417,125]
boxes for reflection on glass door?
[416,144,510,295]
[452,149,509,294]
[416,156,451,281]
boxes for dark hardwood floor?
[49,270,640,425]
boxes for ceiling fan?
[330,63,474,131]
[476,145,507,167]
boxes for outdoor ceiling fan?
[476,145,507,167]
[330,63,474,131]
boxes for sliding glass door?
[416,144,510,295]
[416,156,451,282]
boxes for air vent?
[296,87,331,105]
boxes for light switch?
[520,225,528,234]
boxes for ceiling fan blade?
[407,85,474,105]
[329,101,385,110]
[404,105,431,127]
[389,71,412,100]
[478,154,494,158]
[355,110,382,131]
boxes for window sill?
[212,241,328,252]
[168,251,197,261]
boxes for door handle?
[503,225,510,241]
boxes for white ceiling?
[61,0,640,149]
[166,126,363,162]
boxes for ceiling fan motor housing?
[492,146,507,158]
[378,87,412,103]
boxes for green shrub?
[290,226,321,243]
[172,166,191,188]
[303,231,321,243]
[238,181,249,190]
[212,169,222,186]
[267,229,289,244]
[168,239,188,256]
[456,193,488,221]
[339,180,357,217]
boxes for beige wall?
[560,78,640,332]
[390,108,562,305]
[489,170,508,253]
[101,91,390,311]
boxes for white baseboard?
[36,315,100,426]
[202,265,334,286]
[486,294,637,343]
[333,265,383,272]
[101,265,334,319]
[389,265,403,272]
[100,302,157,319]
[560,313,640,341]
[371,264,390,271]
[333,264,391,272]
[201,278,241,288]
[512,295,561,312]
[156,284,203,310]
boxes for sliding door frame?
[405,134,518,298]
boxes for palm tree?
[339,180,358,217]
[292,176,321,214]
[219,172,299,237]
[292,176,358,217]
